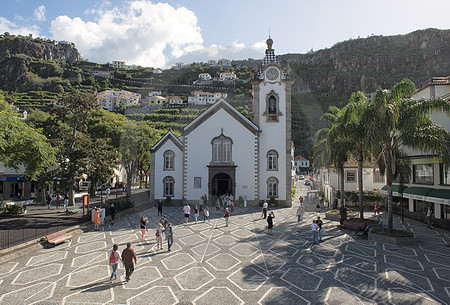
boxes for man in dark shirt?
[122,242,137,282]
[316,216,324,242]
[157,200,163,216]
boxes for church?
[150,38,294,207]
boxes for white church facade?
[150,39,294,207]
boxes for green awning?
[403,187,434,196]
[381,185,407,193]
[427,189,450,200]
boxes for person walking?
[47,192,52,209]
[122,242,137,282]
[373,202,380,216]
[183,203,191,224]
[224,208,231,227]
[203,206,210,222]
[296,204,304,222]
[339,206,347,225]
[426,206,433,229]
[63,193,69,211]
[316,216,324,242]
[157,200,163,216]
[56,193,62,209]
[155,223,164,250]
[262,201,268,219]
[108,244,121,282]
[110,204,116,225]
[105,187,111,200]
[94,207,102,230]
[139,217,148,242]
[165,223,173,251]
[193,205,199,224]
[315,201,321,213]
[267,211,275,235]
[215,198,220,213]
[311,220,319,244]
[160,215,169,229]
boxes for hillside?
[1,28,448,160]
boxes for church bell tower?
[252,38,293,207]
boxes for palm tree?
[314,106,352,209]
[338,92,372,219]
[366,79,450,232]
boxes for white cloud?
[34,5,46,22]
[252,40,266,50]
[0,17,40,36]
[50,0,203,68]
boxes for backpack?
[109,251,117,264]
[155,230,160,237]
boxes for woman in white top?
[203,206,210,222]
[108,244,122,282]
[155,223,164,250]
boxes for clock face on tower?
[265,67,279,81]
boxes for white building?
[109,61,137,70]
[199,73,212,80]
[217,59,231,67]
[174,62,184,70]
[97,90,141,111]
[207,60,217,66]
[149,91,163,97]
[92,70,111,78]
[320,160,386,207]
[219,72,237,81]
[294,155,310,173]
[383,76,450,220]
[188,91,227,105]
[169,96,184,105]
[153,68,163,74]
[150,38,293,207]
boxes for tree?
[339,92,371,219]
[53,84,64,94]
[313,106,352,208]
[367,79,450,232]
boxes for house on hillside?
[219,72,237,81]
[217,59,231,67]
[149,96,168,105]
[97,90,141,111]
[169,96,185,106]
[188,91,227,105]
[294,155,309,173]
[153,68,163,74]
[199,73,212,80]
[208,60,217,66]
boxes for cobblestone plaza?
[0,204,449,304]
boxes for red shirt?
[122,248,137,264]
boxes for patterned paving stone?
[335,267,377,291]
[193,287,244,305]
[231,228,255,239]
[66,264,110,287]
[433,267,450,282]
[213,234,239,246]
[174,266,215,291]
[0,282,56,304]
[388,288,442,304]
[74,240,107,254]
[296,254,334,271]
[0,262,18,274]
[179,234,206,246]
[127,286,178,305]
[62,285,114,305]
[207,253,241,271]
[77,232,106,243]
[382,244,417,257]
[26,251,67,266]
[324,287,375,305]
[161,252,196,270]
[200,228,224,238]
[341,255,377,272]
[252,254,286,272]
[258,287,310,305]
[122,266,162,289]
[191,242,221,257]
[71,252,108,267]
[227,267,268,291]
[385,268,434,291]
[281,267,323,291]
[425,253,450,267]
[384,254,424,271]
[11,263,63,285]
[230,243,259,257]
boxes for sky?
[1,0,449,68]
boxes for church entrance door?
[213,173,232,196]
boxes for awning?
[380,184,407,196]
[426,189,450,205]
[403,187,434,200]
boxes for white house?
[383,76,450,220]
[188,91,227,105]
[92,70,111,78]
[174,62,184,70]
[199,73,212,80]
[153,68,163,74]
[219,72,237,81]
[294,155,309,172]
[320,160,386,207]
[208,60,217,66]
[151,38,294,207]
[217,59,231,67]
[169,96,184,105]
[97,90,141,111]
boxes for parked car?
[299,175,305,180]
[305,179,312,186]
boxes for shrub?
[4,204,26,215]
[238,196,244,206]
[165,196,172,206]
[269,196,276,206]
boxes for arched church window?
[211,133,233,163]
[164,150,174,170]
[268,96,277,114]
[267,177,278,198]
[267,150,278,171]
[163,176,174,197]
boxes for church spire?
[262,36,278,66]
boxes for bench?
[46,230,72,246]
[340,220,362,231]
